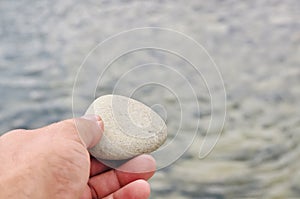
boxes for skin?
[0,115,156,199]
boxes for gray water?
[1,0,300,198]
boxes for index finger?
[90,156,110,176]
[88,154,156,198]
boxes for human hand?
[0,115,156,199]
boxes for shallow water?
[1,0,300,198]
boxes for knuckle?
[63,119,78,132]
[0,129,27,141]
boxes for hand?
[0,115,156,199]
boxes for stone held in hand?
[85,95,168,160]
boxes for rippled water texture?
[0,1,300,198]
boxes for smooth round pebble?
[85,95,167,160]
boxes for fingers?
[88,154,156,198]
[90,156,110,176]
[44,115,104,149]
[103,180,150,199]
[116,154,156,185]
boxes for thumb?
[48,115,104,149]
[76,115,104,148]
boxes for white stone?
[86,95,167,160]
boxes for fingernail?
[82,114,100,121]
[81,114,104,131]
[97,120,104,132]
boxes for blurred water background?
[0,0,300,198]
